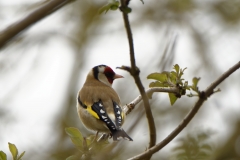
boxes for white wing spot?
[117,110,120,114]
[102,115,107,119]
[118,116,121,119]
[99,103,103,107]
[100,109,105,113]
[107,122,110,124]
[116,105,119,108]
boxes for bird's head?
[92,65,123,86]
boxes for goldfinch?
[77,65,133,141]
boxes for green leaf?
[192,77,200,91]
[110,5,119,10]
[149,81,167,88]
[0,151,7,160]
[170,71,177,78]
[192,77,200,86]
[98,4,110,14]
[179,67,187,78]
[66,155,79,160]
[168,93,178,105]
[65,127,83,139]
[173,64,180,75]
[8,143,18,160]
[86,135,109,153]
[65,127,84,151]
[147,73,167,82]
[85,135,95,146]
[98,1,119,14]
[170,71,177,83]
[17,151,25,160]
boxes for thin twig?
[119,0,156,152]
[128,61,240,160]
[0,0,73,49]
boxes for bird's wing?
[78,96,133,141]
[91,100,132,141]
[112,101,124,129]
[91,100,118,132]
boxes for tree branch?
[0,0,73,49]
[128,61,240,160]
[122,87,179,115]
[119,0,156,152]
[204,61,240,97]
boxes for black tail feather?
[112,129,133,141]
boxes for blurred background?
[0,0,240,159]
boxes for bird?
[77,64,133,141]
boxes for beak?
[113,74,124,79]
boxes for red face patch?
[104,67,115,84]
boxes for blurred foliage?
[171,130,214,160]
[0,0,240,160]
[170,120,240,160]
[213,0,240,25]
[166,0,195,14]
[0,143,25,160]
[65,127,111,159]
[215,121,240,160]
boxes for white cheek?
[98,73,112,87]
